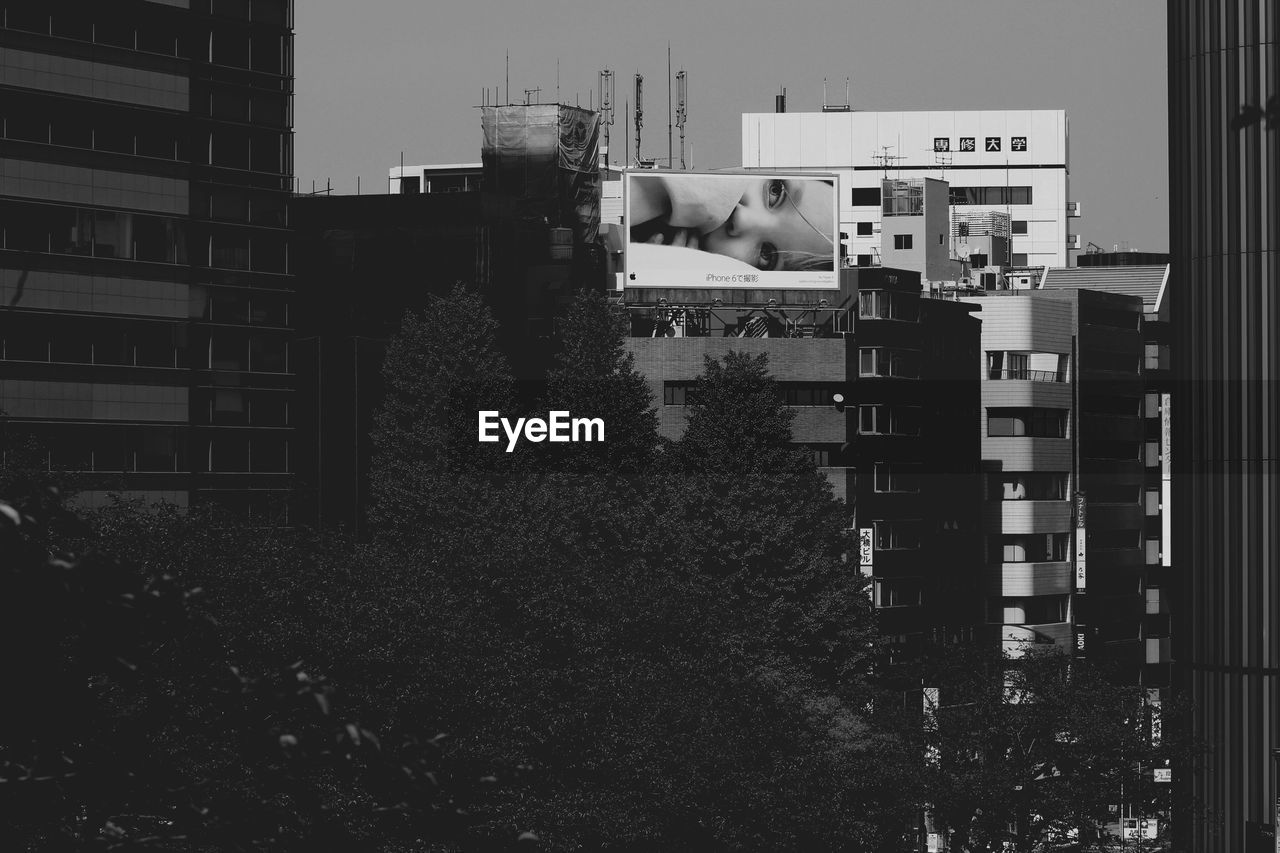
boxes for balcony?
[987,561,1073,597]
[1001,622,1072,657]
[1066,201,1082,218]
[982,500,1072,532]
[1146,636,1172,664]
[987,368,1067,383]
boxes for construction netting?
[481,104,601,244]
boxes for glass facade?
[0,0,295,519]
[1169,1,1279,849]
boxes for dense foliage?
[1,286,1189,851]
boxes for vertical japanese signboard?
[858,528,874,573]
[1161,393,1172,567]
[1074,492,1087,592]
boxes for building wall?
[1168,1,1280,849]
[964,290,1146,665]
[0,0,296,521]
[626,267,984,652]
[742,110,1072,268]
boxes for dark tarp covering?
[481,104,600,244]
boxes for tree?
[0,486,492,851]
[367,283,517,540]
[542,290,658,472]
[902,642,1190,852]
[663,351,876,687]
[217,463,909,852]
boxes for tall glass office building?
[0,0,294,520]
[1169,1,1278,849]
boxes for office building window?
[801,445,838,467]
[1012,220,1028,235]
[1012,253,1029,266]
[859,405,921,436]
[987,407,1067,438]
[949,186,1034,206]
[859,348,920,378]
[987,472,1068,501]
[874,462,921,493]
[875,577,924,608]
[781,383,845,407]
[874,519,923,551]
[856,221,873,236]
[856,254,872,267]
[850,187,880,206]
[989,533,1071,563]
[893,234,913,250]
[859,290,917,321]
[663,382,696,406]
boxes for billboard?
[625,171,839,289]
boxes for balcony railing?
[987,369,1067,382]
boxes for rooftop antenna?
[634,72,644,166]
[667,43,673,170]
[872,144,904,177]
[505,51,509,105]
[556,58,560,104]
[599,69,616,165]
[675,69,688,169]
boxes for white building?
[388,163,482,194]
[741,109,1079,270]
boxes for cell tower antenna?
[675,69,688,169]
[667,44,673,170]
[634,73,644,165]
[599,69,616,165]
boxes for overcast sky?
[295,0,1168,253]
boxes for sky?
[295,0,1168,253]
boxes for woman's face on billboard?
[648,177,834,271]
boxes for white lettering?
[480,411,605,451]
[502,417,526,452]
[549,410,571,442]
[572,416,604,442]
[478,411,500,442]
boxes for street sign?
[1123,819,1158,840]
[1154,768,1172,783]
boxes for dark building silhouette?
[0,0,295,520]
[1169,1,1279,849]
